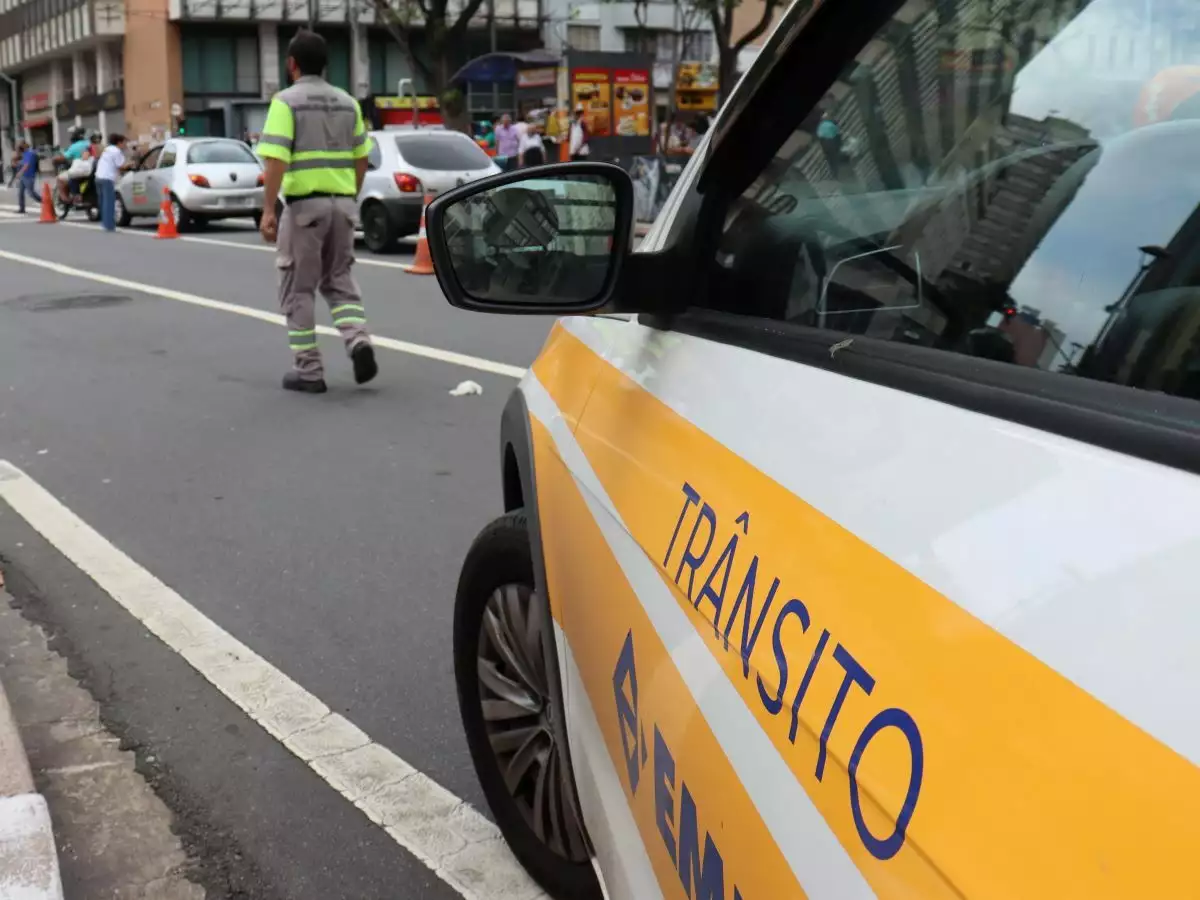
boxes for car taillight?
[394,173,421,193]
[188,173,210,188]
[256,173,265,186]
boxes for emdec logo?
[612,629,647,795]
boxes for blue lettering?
[674,502,717,600]
[663,482,701,567]
[722,556,778,678]
[612,630,641,794]
[654,726,677,867]
[788,628,830,744]
[849,708,924,860]
[756,599,809,715]
[677,784,725,900]
[816,644,875,781]
[696,512,748,635]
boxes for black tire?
[170,195,191,232]
[454,511,601,900]
[115,194,131,227]
[86,204,100,222]
[361,201,395,253]
[55,194,70,220]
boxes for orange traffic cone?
[39,184,57,223]
[155,186,178,239]
[402,194,435,275]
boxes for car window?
[187,141,258,165]
[709,0,1200,404]
[139,147,162,170]
[159,144,177,168]
[394,134,491,171]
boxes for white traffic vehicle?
[116,137,264,231]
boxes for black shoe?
[351,343,378,385]
[282,372,327,393]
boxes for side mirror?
[425,162,633,315]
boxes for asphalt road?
[0,187,560,899]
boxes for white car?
[116,137,264,231]
[357,128,500,253]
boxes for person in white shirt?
[94,134,127,232]
[517,114,545,168]
[569,105,590,161]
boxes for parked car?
[116,137,264,231]
[427,0,1200,897]
[357,128,500,253]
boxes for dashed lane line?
[0,459,547,900]
[54,219,420,270]
[0,204,417,270]
[0,248,526,380]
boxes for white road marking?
[0,460,546,900]
[0,248,526,380]
[16,209,420,271]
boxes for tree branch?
[449,0,488,39]
[732,0,788,54]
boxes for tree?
[694,0,789,103]
[362,0,487,113]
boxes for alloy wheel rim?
[477,583,589,862]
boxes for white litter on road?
[0,460,547,900]
[449,380,483,397]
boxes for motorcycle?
[56,173,101,222]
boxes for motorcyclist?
[57,127,92,202]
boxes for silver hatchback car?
[116,137,264,231]
[358,128,500,252]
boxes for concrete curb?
[0,632,64,900]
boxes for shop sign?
[676,62,718,92]
[571,69,611,137]
[23,92,49,113]
[677,91,717,112]
[55,89,125,120]
[375,95,440,110]
[516,67,557,89]
[613,70,650,137]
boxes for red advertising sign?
[23,93,49,112]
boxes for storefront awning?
[449,50,561,86]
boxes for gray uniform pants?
[277,196,371,381]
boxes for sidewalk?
[0,608,61,900]
[0,580,204,899]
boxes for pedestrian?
[94,133,126,231]
[256,28,378,394]
[9,146,22,187]
[517,113,545,168]
[494,113,519,171]
[16,141,38,214]
[568,105,590,161]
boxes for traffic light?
[176,117,187,135]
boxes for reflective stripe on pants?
[276,196,371,381]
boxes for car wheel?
[170,196,191,232]
[361,201,395,253]
[454,511,601,900]
[115,194,131,227]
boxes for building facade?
[0,0,541,157]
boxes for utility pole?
[489,0,498,119]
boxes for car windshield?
[394,135,491,171]
[715,0,1200,403]
[187,141,258,165]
